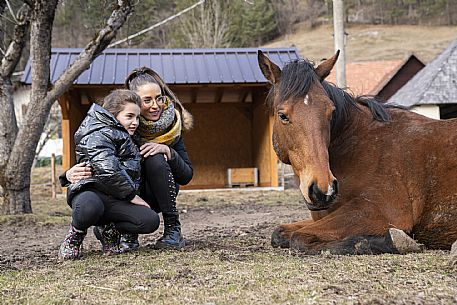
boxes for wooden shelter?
[22,47,300,189]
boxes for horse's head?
[258,50,339,211]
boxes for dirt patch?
[0,189,306,271]
[1,189,456,304]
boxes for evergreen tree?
[231,0,278,47]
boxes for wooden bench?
[227,167,258,187]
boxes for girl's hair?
[102,89,141,117]
[124,67,181,105]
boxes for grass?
[0,166,70,226]
[1,246,456,304]
[1,168,457,304]
[265,23,457,64]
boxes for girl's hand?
[66,162,93,183]
[140,142,171,160]
[131,195,150,207]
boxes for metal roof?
[21,47,300,85]
[388,37,457,107]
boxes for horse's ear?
[315,50,340,81]
[258,50,281,85]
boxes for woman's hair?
[125,67,194,130]
[124,67,181,105]
[102,89,141,117]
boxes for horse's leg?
[290,228,422,255]
[271,219,315,248]
[289,207,421,255]
[271,210,335,248]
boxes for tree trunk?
[1,0,133,214]
[2,0,57,214]
[0,4,30,214]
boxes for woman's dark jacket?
[61,103,141,203]
[166,136,193,185]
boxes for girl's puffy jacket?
[65,103,141,203]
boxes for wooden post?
[281,162,285,189]
[59,90,88,171]
[333,0,346,87]
[51,153,56,199]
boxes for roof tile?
[327,60,403,96]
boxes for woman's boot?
[155,214,185,249]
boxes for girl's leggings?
[71,189,160,234]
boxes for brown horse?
[258,50,457,255]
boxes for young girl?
[58,89,160,260]
[123,67,193,250]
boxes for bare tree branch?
[1,0,133,213]
[48,0,133,102]
[178,0,233,48]
[0,0,6,14]
[0,3,30,181]
[5,0,19,24]
[0,4,30,78]
[109,0,204,48]
[22,0,33,8]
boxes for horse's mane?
[266,59,394,129]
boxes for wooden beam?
[58,93,70,119]
[59,93,71,170]
[191,88,197,103]
[214,88,224,103]
[238,89,249,103]
[59,90,88,170]
[268,115,278,187]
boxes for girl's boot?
[58,224,87,260]
[93,223,121,254]
[119,233,140,253]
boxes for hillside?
[264,23,457,64]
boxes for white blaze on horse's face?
[295,98,338,209]
[304,94,309,105]
[288,94,337,208]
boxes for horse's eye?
[278,112,289,123]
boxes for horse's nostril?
[332,179,339,195]
[308,180,338,204]
[309,182,324,202]
[308,182,317,198]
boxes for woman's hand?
[131,195,150,207]
[66,162,93,183]
[140,142,171,160]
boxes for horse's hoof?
[271,227,290,248]
[386,228,424,254]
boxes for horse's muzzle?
[306,180,338,210]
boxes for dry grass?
[0,166,456,304]
[0,236,456,304]
[265,23,457,64]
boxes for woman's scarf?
[138,101,182,146]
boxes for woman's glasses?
[143,95,169,107]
